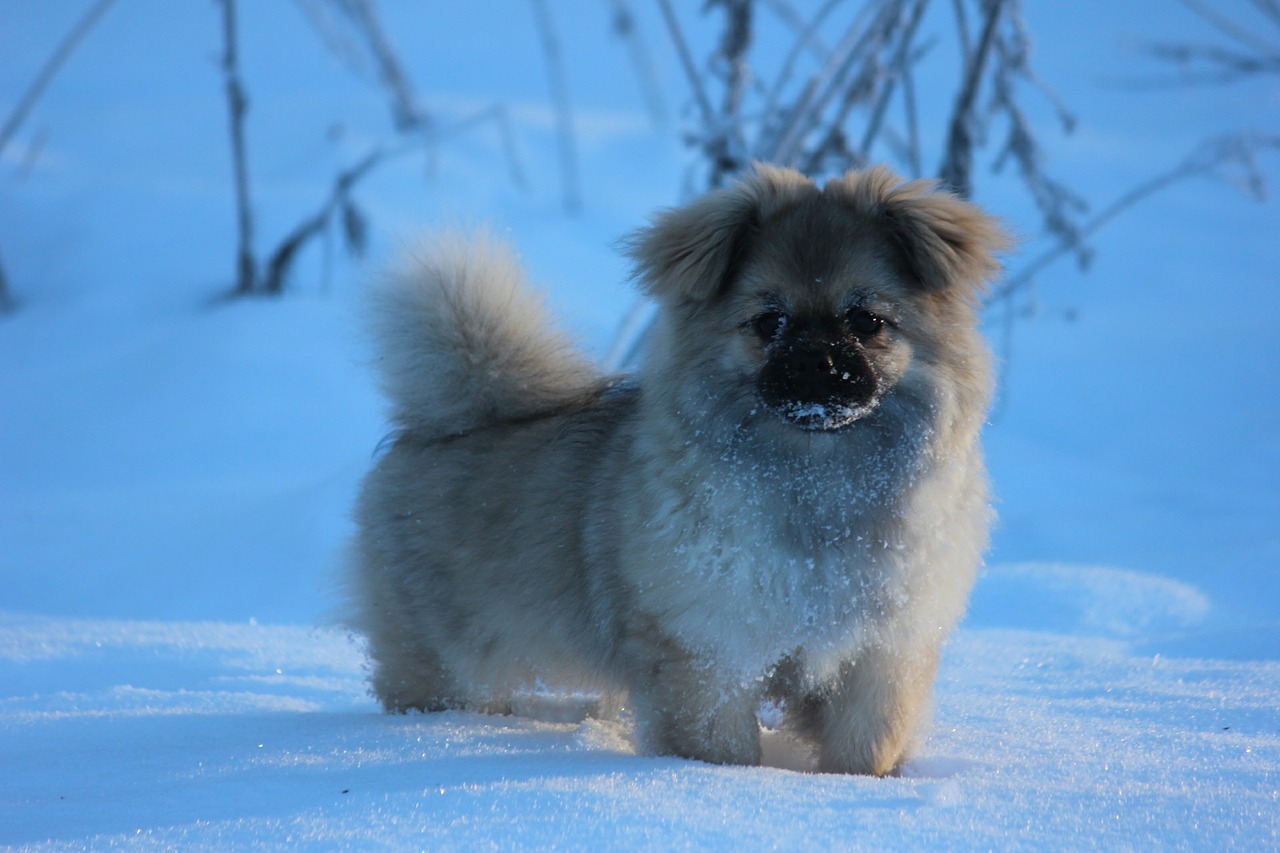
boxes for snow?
[2,1,1278,849]
[773,399,869,431]
[4,588,1277,849]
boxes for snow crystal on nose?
[780,400,862,431]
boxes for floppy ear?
[626,164,816,304]
[827,166,1011,295]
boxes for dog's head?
[626,164,1009,434]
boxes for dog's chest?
[635,460,907,682]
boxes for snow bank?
[3,563,1278,849]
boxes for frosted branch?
[937,0,1003,197]
[990,133,1280,305]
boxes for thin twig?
[798,0,908,175]
[290,0,369,78]
[657,0,718,129]
[0,0,118,156]
[335,0,430,133]
[532,0,582,213]
[761,0,832,55]
[262,146,390,294]
[0,246,12,314]
[716,1,753,136]
[900,40,922,175]
[769,2,894,167]
[610,0,668,126]
[989,173,1184,303]
[771,9,877,164]
[1179,0,1280,56]
[1247,0,1280,28]
[441,104,528,188]
[858,0,929,156]
[950,0,972,68]
[760,0,845,124]
[216,0,258,296]
[938,0,1005,197]
[709,0,755,185]
[986,136,1279,304]
[1144,42,1280,84]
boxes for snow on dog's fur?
[350,164,1009,774]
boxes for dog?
[349,164,1008,775]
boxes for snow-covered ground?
[2,1,1277,849]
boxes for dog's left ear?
[827,166,1012,296]
[627,164,816,304]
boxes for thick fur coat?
[350,165,1009,775]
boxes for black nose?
[757,340,883,430]
[779,342,877,402]
[791,348,837,397]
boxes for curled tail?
[366,230,603,439]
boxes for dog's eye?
[846,309,885,338]
[751,312,787,341]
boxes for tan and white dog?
[349,165,1008,774]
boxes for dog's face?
[725,202,916,432]
[627,165,1007,436]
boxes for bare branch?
[989,133,1280,304]
[768,2,898,168]
[950,0,972,67]
[216,0,258,296]
[659,0,759,186]
[706,0,755,186]
[531,0,582,212]
[263,112,531,297]
[857,0,929,156]
[441,104,528,188]
[609,0,668,126]
[1000,9,1076,132]
[0,0,118,156]
[0,246,13,314]
[262,146,391,294]
[328,0,431,133]
[1179,0,1280,56]
[289,0,370,78]
[714,1,754,130]
[899,39,923,175]
[798,2,912,175]
[760,0,832,55]
[760,0,845,124]
[1248,0,1280,29]
[985,18,1089,263]
[938,0,1005,197]
[657,0,719,130]
[1142,41,1280,84]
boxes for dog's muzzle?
[758,339,882,431]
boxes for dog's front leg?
[805,642,940,776]
[625,636,762,766]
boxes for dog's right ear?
[626,165,814,304]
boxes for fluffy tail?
[366,230,603,439]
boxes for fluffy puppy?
[350,165,1008,775]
